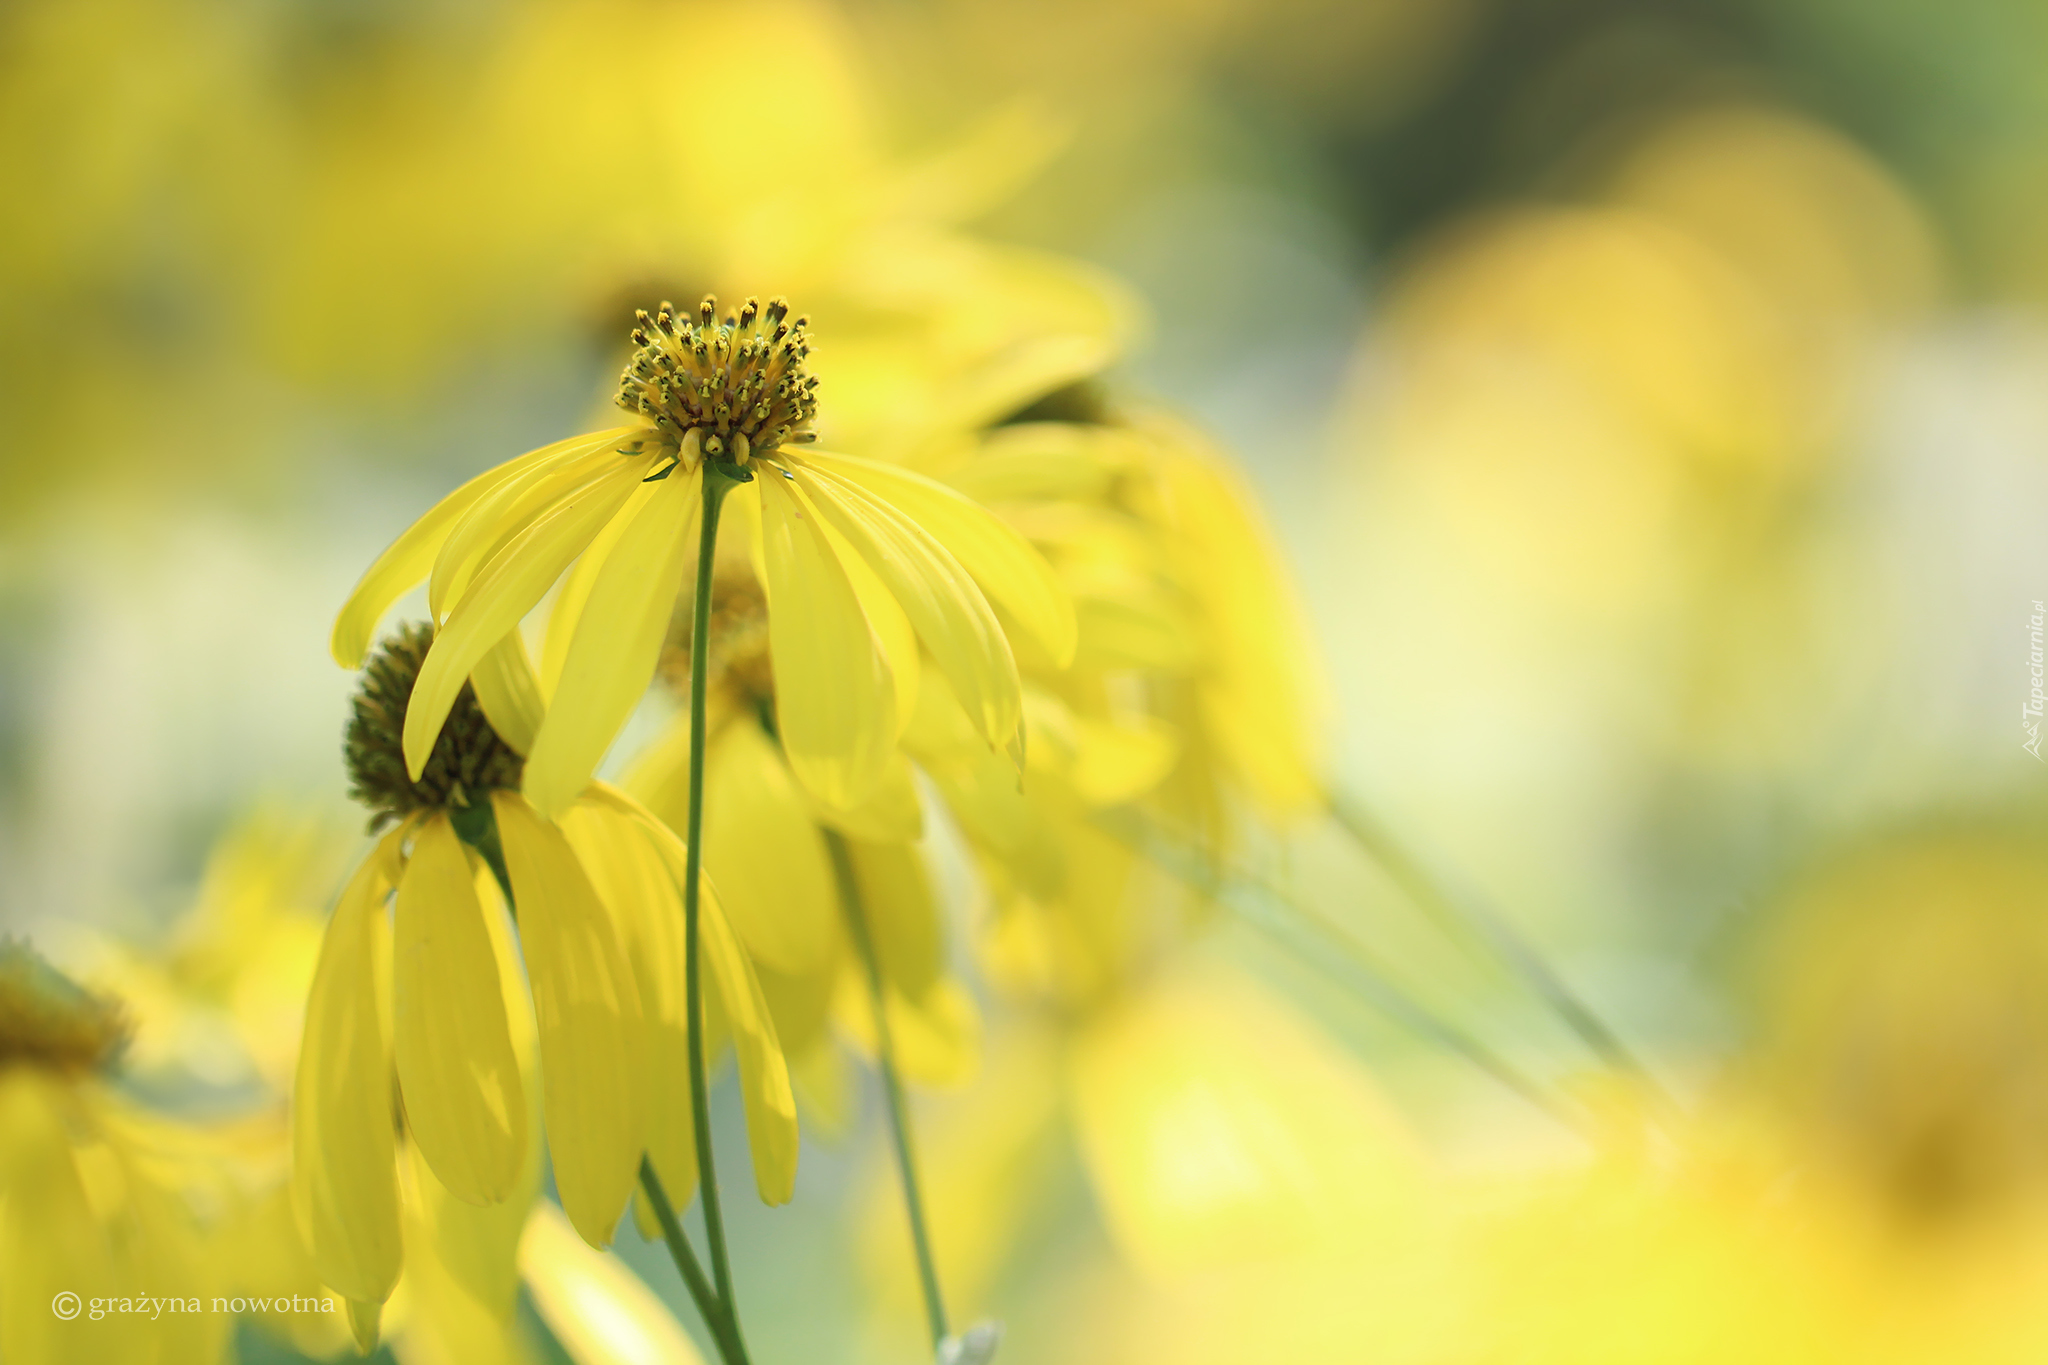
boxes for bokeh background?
[6,0,2048,1361]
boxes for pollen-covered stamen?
[345,623,524,830]
[616,294,821,464]
[0,940,130,1075]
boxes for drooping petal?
[808,450,1077,667]
[810,751,923,843]
[408,860,544,1319]
[755,471,895,808]
[819,521,920,739]
[833,973,981,1088]
[541,478,661,700]
[794,464,1021,753]
[430,429,643,622]
[844,838,943,1001]
[331,448,555,669]
[700,882,801,1206]
[557,794,698,1215]
[493,793,647,1247]
[590,783,800,1205]
[403,461,645,780]
[523,463,700,819]
[393,816,526,1205]
[520,1202,708,1365]
[469,628,546,756]
[291,828,406,1305]
[702,719,837,976]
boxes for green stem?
[450,798,513,908]
[1096,810,1585,1132]
[1325,789,1680,1123]
[684,463,748,1332]
[823,829,950,1350]
[639,1158,747,1365]
[449,799,749,1364]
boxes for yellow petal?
[393,815,526,1205]
[822,520,920,739]
[1154,437,1326,815]
[1067,965,1420,1278]
[834,972,982,1089]
[595,785,801,1205]
[810,751,924,843]
[523,463,699,818]
[0,1075,121,1364]
[291,829,405,1305]
[794,465,1021,754]
[408,861,545,1319]
[520,1201,708,1365]
[702,884,802,1206]
[403,460,644,780]
[541,478,661,700]
[469,628,546,756]
[430,428,643,622]
[703,719,837,976]
[1069,713,1179,807]
[558,795,699,1212]
[842,838,944,1000]
[756,471,895,808]
[494,793,648,1247]
[810,450,1076,667]
[346,1298,383,1355]
[331,453,539,669]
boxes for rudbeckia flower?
[0,942,225,1365]
[626,563,983,1097]
[330,295,1076,823]
[293,623,796,1340]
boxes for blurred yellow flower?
[0,942,227,1365]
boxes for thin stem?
[449,800,749,1364]
[1097,810,1586,1132]
[1325,789,1680,1123]
[450,798,513,909]
[823,830,951,1350]
[639,1158,748,1365]
[684,463,748,1325]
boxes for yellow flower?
[294,623,796,1338]
[331,295,1075,822]
[626,564,983,1099]
[0,942,228,1365]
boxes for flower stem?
[639,1158,748,1365]
[1096,808,1586,1132]
[1324,789,1680,1124]
[822,829,950,1350]
[450,799,749,1364]
[684,463,749,1333]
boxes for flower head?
[345,622,524,830]
[618,296,819,463]
[0,939,130,1075]
[295,625,798,1341]
[331,295,1073,822]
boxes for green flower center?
[616,294,820,463]
[344,623,523,830]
